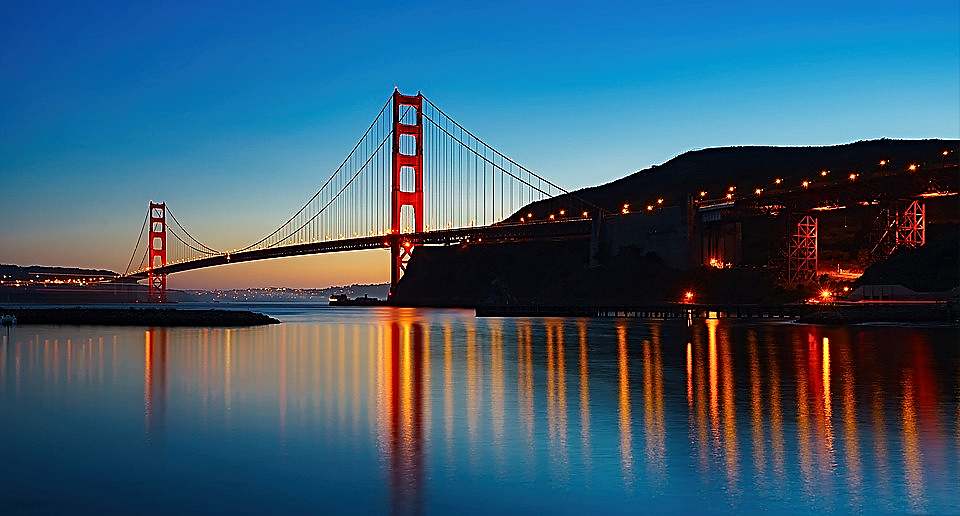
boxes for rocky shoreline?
[1,308,280,327]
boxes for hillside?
[514,138,957,220]
[394,139,959,306]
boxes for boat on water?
[328,294,384,307]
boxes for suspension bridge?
[113,89,957,304]
[119,91,598,302]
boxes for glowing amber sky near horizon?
[1,1,957,288]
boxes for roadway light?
[879,160,888,166]
[646,205,654,211]
[582,211,589,218]
[549,214,555,220]
[943,150,950,156]
[699,191,707,197]
[657,198,664,204]
[559,209,566,216]
[520,217,525,223]
[527,212,533,218]
[728,186,735,192]
[683,291,695,303]
[849,173,858,181]
[622,203,630,214]
[908,163,919,172]
[725,193,733,199]
[774,178,782,185]
[802,180,810,188]
[820,170,829,177]
[754,188,762,195]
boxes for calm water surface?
[1,306,958,514]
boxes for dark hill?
[395,139,959,307]
[515,138,957,219]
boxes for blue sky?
[1,0,957,287]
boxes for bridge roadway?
[124,218,593,280]
[697,162,957,212]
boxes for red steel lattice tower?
[390,90,424,296]
[896,200,926,248]
[147,202,167,303]
[787,215,818,285]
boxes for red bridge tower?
[148,202,167,303]
[390,90,424,297]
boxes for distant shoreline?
[1,307,280,327]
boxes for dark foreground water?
[1,306,958,514]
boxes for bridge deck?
[124,219,592,279]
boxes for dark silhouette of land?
[394,139,959,307]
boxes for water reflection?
[1,312,958,514]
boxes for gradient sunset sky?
[1,1,957,289]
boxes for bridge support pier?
[389,90,424,297]
[896,200,926,248]
[787,215,817,285]
[148,202,167,303]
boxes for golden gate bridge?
[115,89,958,302]
[120,90,598,302]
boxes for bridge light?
[848,173,858,181]
[908,163,919,172]
[656,198,664,204]
[802,180,810,188]
[774,178,782,185]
